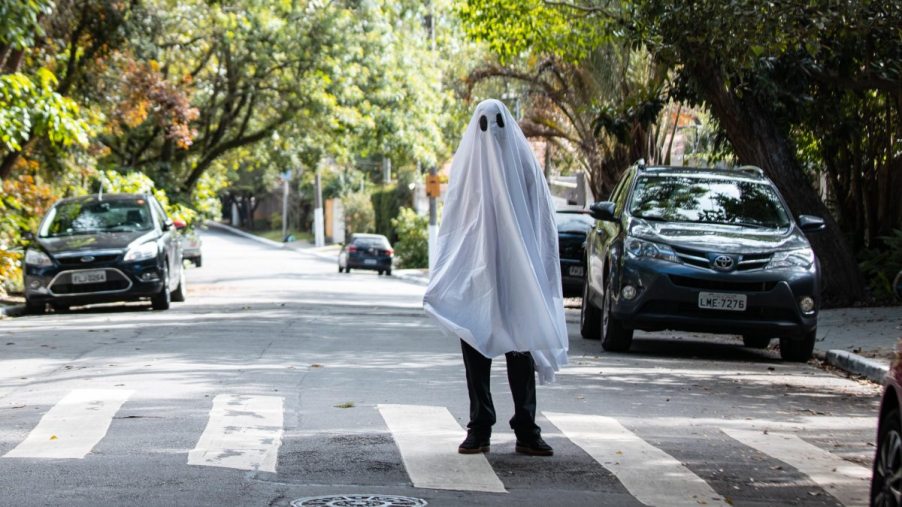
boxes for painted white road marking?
[4,389,134,459]
[544,412,729,507]
[188,394,283,473]
[723,428,870,507]
[378,404,506,493]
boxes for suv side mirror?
[22,231,35,242]
[798,215,825,233]
[172,218,187,230]
[588,201,617,222]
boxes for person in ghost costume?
[423,99,569,456]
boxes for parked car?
[23,193,187,313]
[871,340,902,506]
[181,227,203,267]
[555,209,594,297]
[338,233,394,275]
[580,163,825,361]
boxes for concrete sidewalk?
[5,222,900,384]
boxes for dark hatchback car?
[23,193,187,313]
[580,164,825,361]
[871,340,902,506]
[556,209,594,297]
[338,233,394,275]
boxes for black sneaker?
[515,437,553,456]
[458,433,490,454]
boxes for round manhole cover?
[290,494,427,507]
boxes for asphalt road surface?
[0,229,882,507]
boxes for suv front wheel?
[580,277,601,340]
[779,330,816,362]
[601,277,633,352]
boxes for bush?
[371,184,412,242]
[390,207,429,268]
[342,192,375,236]
[859,229,902,303]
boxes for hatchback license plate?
[698,291,747,311]
[72,270,107,285]
[568,266,584,277]
[364,259,378,265]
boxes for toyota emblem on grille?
[80,256,95,263]
[712,255,734,270]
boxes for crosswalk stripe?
[544,412,729,507]
[377,404,506,493]
[722,428,870,507]
[188,394,283,473]
[3,389,133,459]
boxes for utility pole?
[314,165,324,247]
[428,165,438,270]
[382,156,392,184]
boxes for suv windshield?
[629,175,791,228]
[40,198,154,238]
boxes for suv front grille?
[671,245,772,271]
[669,275,778,292]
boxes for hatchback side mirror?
[171,219,187,230]
[588,201,617,222]
[798,215,825,233]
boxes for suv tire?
[601,277,633,352]
[24,300,44,315]
[779,330,816,362]
[580,278,601,340]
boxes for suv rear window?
[40,199,154,237]
[629,175,791,228]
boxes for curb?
[816,349,889,384]
[392,272,429,286]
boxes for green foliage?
[859,230,902,303]
[370,184,412,242]
[390,207,429,269]
[0,70,89,151]
[341,192,375,236]
[0,0,52,50]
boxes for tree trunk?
[691,61,865,306]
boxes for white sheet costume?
[423,99,569,384]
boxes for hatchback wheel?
[386,268,391,276]
[151,264,171,311]
[378,270,384,276]
[601,277,633,352]
[171,267,186,303]
[338,266,343,273]
[24,299,44,315]
[579,278,601,340]
[872,408,902,507]
[779,329,816,362]
[742,335,772,349]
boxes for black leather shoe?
[458,433,490,454]
[515,437,553,456]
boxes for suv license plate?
[698,291,747,311]
[568,266,584,277]
[72,270,107,285]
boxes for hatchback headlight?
[624,236,680,263]
[25,249,53,267]
[766,248,815,269]
[124,242,158,262]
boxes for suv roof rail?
[736,165,765,177]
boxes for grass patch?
[334,401,355,409]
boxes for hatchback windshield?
[629,175,791,228]
[40,199,154,237]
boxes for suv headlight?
[766,248,815,269]
[25,249,53,267]
[124,242,158,262]
[624,236,679,263]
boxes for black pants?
[461,339,541,441]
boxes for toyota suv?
[580,163,824,361]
